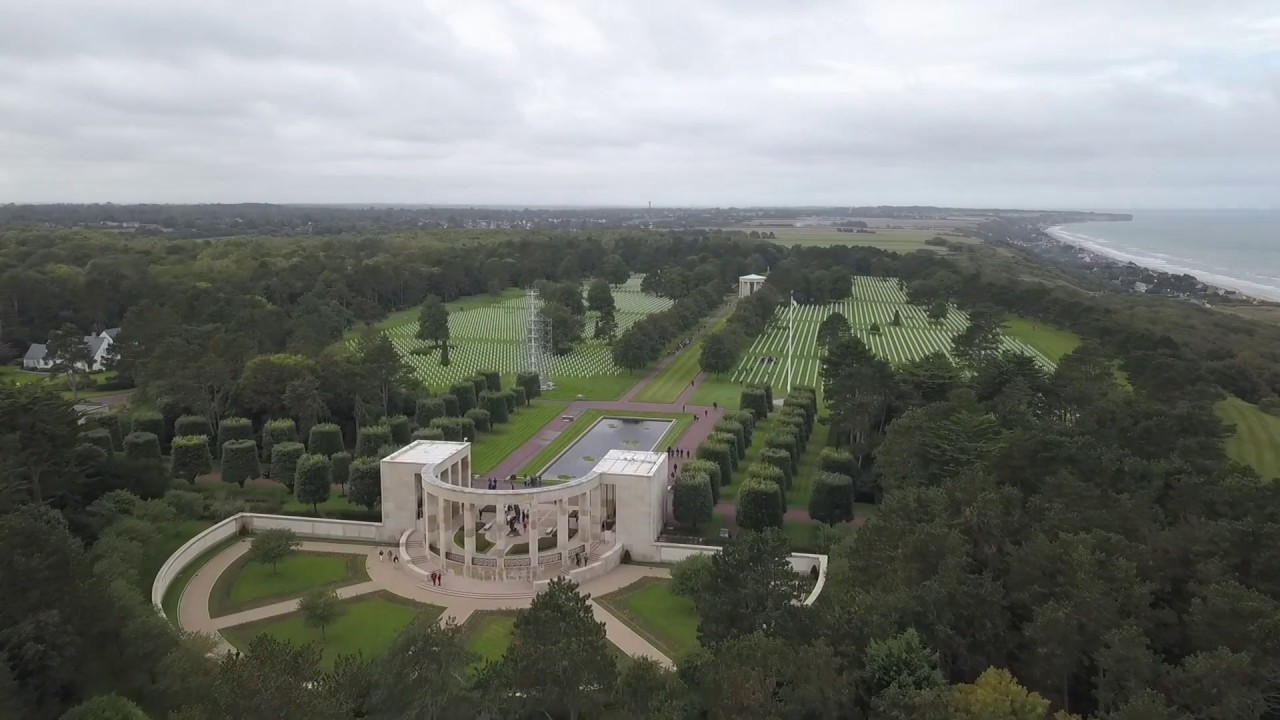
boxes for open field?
[1216,396,1280,479]
[519,409,692,476]
[723,225,979,252]
[729,276,1054,388]
[470,399,569,473]
[1001,316,1081,362]
[209,551,369,617]
[460,610,519,667]
[221,592,442,669]
[596,577,700,660]
[0,366,126,400]
[358,276,668,396]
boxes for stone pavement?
[178,539,675,667]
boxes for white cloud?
[0,0,1276,207]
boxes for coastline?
[1045,223,1280,303]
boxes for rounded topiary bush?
[470,376,487,398]
[217,417,253,458]
[130,412,165,445]
[387,415,412,445]
[710,431,741,466]
[512,386,528,407]
[480,391,509,424]
[220,439,260,487]
[480,370,501,392]
[174,414,212,441]
[809,472,854,524]
[356,424,392,458]
[737,478,784,530]
[308,422,345,457]
[449,383,477,414]
[439,393,460,417]
[759,447,794,490]
[415,397,446,428]
[516,371,541,400]
[465,408,492,433]
[74,443,108,468]
[331,451,352,491]
[348,458,382,511]
[93,413,124,450]
[766,431,799,472]
[271,441,306,491]
[696,442,734,488]
[170,435,212,483]
[732,410,756,441]
[294,453,332,512]
[262,418,298,462]
[713,420,746,459]
[124,431,161,462]
[413,427,446,441]
[457,417,477,442]
[673,473,713,531]
[776,413,808,450]
[500,390,516,414]
[429,417,463,441]
[819,447,856,478]
[79,428,115,455]
[684,458,723,498]
[740,388,769,420]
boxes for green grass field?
[634,309,734,404]
[209,551,369,617]
[1216,396,1280,479]
[461,610,518,667]
[221,592,442,668]
[728,225,978,252]
[519,410,693,476]
[596,578,700,660]
[1001,316,1081,362]
[0,366,126,400]
[470,399,569,473]
[688,378,745,409]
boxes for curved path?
[178,539,675,666]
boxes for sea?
[1046,209,1280,301]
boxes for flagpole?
[787,292,794,394]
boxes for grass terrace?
[208,551,369,617]
[470,399,569,474]
[1216,396,1280,479]
[596,577,700,660]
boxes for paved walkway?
[179,540,676,666]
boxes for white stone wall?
[607,455,669,562]
[243,514,382,541]
[651,542,829,607]
[379,456,419,540]
[149,516,240,610]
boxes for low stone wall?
[565,543,624,585]
[651,541,829,607]
[150,513,388,615]
[149,516,241,611]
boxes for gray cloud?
[0,0,1276,207]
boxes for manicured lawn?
[597,577,700,660]
[634,344,704,404]
[787,417,829,509]
[221,592,442,668]
[1001,316,1080,363]
[461,610,518,667]
[541,374,641,402]
[209,551,369,617]
[453,527,495,553]
[139,519,213,595]
[689,378,745,410]
[1216,396,1280,479]
[471,399,568,473]
[519,409,692,476]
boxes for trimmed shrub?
[221,440,259,487]
[684,458,723,498]
[73,443,107,468]
[348,458,382,510]
[746,464,788,511]
[123,432,160,463]
[79,428,115,455]
[766,431,799,472]
[810,472,854,524]
[163,489,205,519]
[737,478,784,530]
[331,451,352,492]
[480,370,501,392]
[175,415,212,440]
[93,413,125,450]
[696,442,733,488]
[262,418,298,462]
[450,383,477,414]
[783,397,814,430]
[439,393,460,417]
[776,413,808,451]
[388,415,412,445]
[714,419,746,458]
[308,423,345,457]
[217,417,253,458]
[750,382,774,408]
[732,410,756,442]
[429,417,463,441]
[356,425,392,458]
[672,473,714,531]
[170,435,212,484]
[465,408,492,433]
[516,371,541,400]
[512,386,528,407]
[295,453,332,513]
[470,376,487,398]
[759,448,794,490]
[480,391,509,424]
[413,427,446,441]
[710,431,741,466]
[819,447,856,477]
[740,387,769,420]
[130,412,165,445]
[500,390,516,414]
[458,417,477,442]
[415,397,446,428]
[271,442,305,491]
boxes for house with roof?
[22,328,118,372]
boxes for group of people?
[428,569,443,586]
[757,355,778,365]
[505,504,529,536]
[376,548,399,565]
[483,474,545,490]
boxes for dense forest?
[3,216,1279,719]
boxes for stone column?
[496,498,509,580]
[436,493,448,567]
[557,498,570,558]
[583,488,595,545]
[529,498,539,580]
[463,501,475,578]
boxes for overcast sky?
[1,0,1277,208]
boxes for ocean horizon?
[1047,209,1280,302]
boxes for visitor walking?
[378,549,384,562]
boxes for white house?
[22,328,117,372]
[738,273,767,297]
